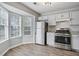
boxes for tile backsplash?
[48,26,56,32]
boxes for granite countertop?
[71,31,79,35]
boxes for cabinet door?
[70,11,79,25]
[70,26,79,32]
[47,33,55,47]
[38,16,48,21]
[38,17,42,20]
[56,12,70,20]
[48,15,56,25]
[42,16,48,21]
[72,35,79,50]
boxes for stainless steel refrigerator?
[35,22,48,45]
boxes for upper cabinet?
[38,16,48,21]
[56,12,70,22]
[70,11,79,35]
[48,15,56,25]
[38,12,70,26]
[70,11,79,25]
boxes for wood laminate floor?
[4,44,79,56]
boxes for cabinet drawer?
[56,12,70,19]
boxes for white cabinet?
[56,12,70,19]
[47,32,55,47]
[48,15,56,25]
[56,12,70,21]
[38,16,48,21]
[38,16,42,20]
[70,11,79,33]
[56,21,70,30]
[70,26,79,32]
[72,35,79,51]
[70,11,79,25]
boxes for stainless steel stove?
[55,28,71,50]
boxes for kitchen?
[36,8,79,52]
[0,2,79,56]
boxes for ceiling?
[22,2,79,14]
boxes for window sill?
[10,35,22,39]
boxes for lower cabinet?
[72,35,79,51]
[47,32,55,47]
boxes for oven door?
[55,36,71,44]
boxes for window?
[9,12,21,38]
[23,16,32,35]
[0,7,8,41]
[0,5,33,40]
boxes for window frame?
[0,6,9,41]
[9,12,22,39]
[23,16,33,36]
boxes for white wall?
[41,7,79,16]
[0,40,10,55]
[0,3,36,56]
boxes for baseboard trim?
[2,42,35,56]
[1,43,22,56]
[1,48,10,56]
[72,49,79,52]
[22,42,34,44]
[10,43,23,49]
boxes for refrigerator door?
[36,28,43,44]
[37,22,41,29]
[36,22,45,45]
